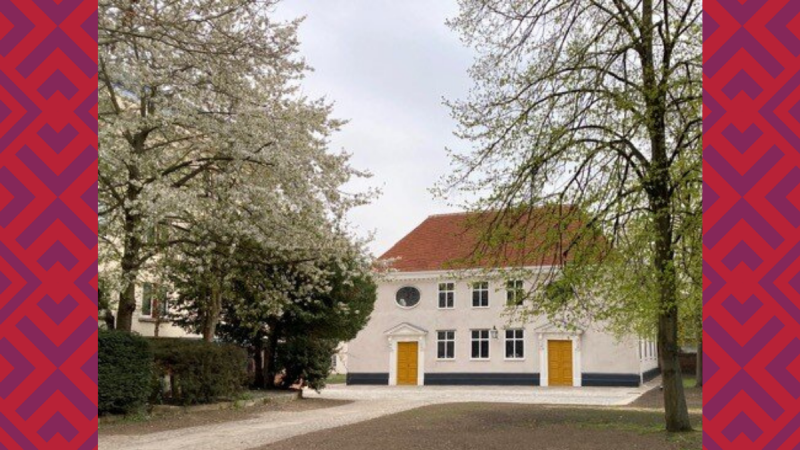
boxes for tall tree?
[441,0,701,431]
[98,0,371,331]
[172,239,377,389]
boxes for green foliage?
[277,337,339,391]
[99,330,152,415]
[149,338,248,405]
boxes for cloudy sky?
[274,0,476,256]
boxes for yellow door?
[548,340,573,386]
[397,342,418,385]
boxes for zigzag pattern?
[0,0,98,449]
[704,0,800,448]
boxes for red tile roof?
[377,207,594,272]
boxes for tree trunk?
[154,313,161,338]
[116,281,136,332]
[202,285,222,342]
[253,342,265,389]
[695,330,703,388]
[263,320,280,389]
[103,309,116,330]
[652,195,692,432]
[115,164,143,332]
[641,0,692,429]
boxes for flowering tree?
[98,0,372,331]
[441,0,701,431]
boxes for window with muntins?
[505,329,524,359]
[437,330,455,359]
[142,284,168,318]
[438,283,455,309]
[471,329,490,359]
[506,280,524,305]
[472,282,489,307]
[141,283,153,316]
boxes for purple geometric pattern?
[721,295,762,325]
[37,241,78,271]
[704,145,783,196]
[0,0,98,448]
[703,199,784,249]
[721,124,762,153]
[38,295,78,325]
[765,167,800,227]
[722,70,763,100]
[37,124,79,154]
[722,412,763,442]
[705,0,800,447]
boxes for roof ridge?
[426,211,476,218]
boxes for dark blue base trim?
[581,373,640,387]
[346,373,389,385]
[642,367,661,383]
[424,373,540,386]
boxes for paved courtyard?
[99,379,660,450]
[303,380,658,406]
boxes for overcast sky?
[274,0,475,257]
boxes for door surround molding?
[537,328,582,387]
[385,323,427,386]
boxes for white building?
[345,211,659,387]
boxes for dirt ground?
[99,398,352,436]
[255,402,703,450]
[630,386,703,410]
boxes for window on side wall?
[438,283,455,309]
[505,329,524,359]
[141,283,153,317]
[471,282,489,308]
[471,329,490,359]
[506,280,524,306]
[437,330,455,359]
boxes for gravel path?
[99,379,660,450]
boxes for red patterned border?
[704,0,800,448]
[0,0,98,449]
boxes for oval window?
[395,287,421,308]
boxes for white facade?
[346,269,659,386]
[104,282,198,338]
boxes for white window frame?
[395,286,422,309]
[471,282,489,308]
[504,329,525,360]
[438,282,455,309]
[436,330,456,360]
[506,280,525,306]
[470,329,490,360]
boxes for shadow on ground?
[629,386,702,410]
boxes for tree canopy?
[98,0,374,331]
[440,0,701,432]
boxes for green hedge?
[99,330,153,415]
[149,338,248,405]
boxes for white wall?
[111,285,199,338]
[346,270,641,382]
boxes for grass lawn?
[683,375,700,388]
[326,373,347,384]
[256,402,703,450]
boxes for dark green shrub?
[149,338,247,405]
[277,337,338,391]
[98,330,152,415]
